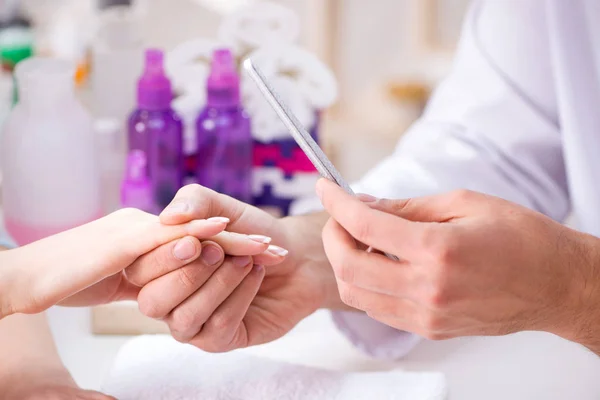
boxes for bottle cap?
[207,48,241,108]
[137,48,173,110]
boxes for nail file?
[243,58,399,262]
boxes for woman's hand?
[0,208,275,317]
[1,370,115,400]
[317,179,600,347]
[140,184,335,352]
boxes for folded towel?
[102,335,446,400]
[218,1,300,55]
[241,45,337,142]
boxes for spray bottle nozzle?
[144,49,165,74]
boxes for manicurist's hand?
[317,178,600,352]
[0,208,262,318]
[153,184,339,352]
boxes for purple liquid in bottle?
[128,49,184,209]
[196,48,252,203]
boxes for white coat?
[332,0,600,358]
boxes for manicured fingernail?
[254,265,265,274]
[173,238,198,261]
[207,216,230,224]
[201,245,222,266]
[268,245,289,257]
[248,234,272,244]
[232,256,252,268]
[162,201,188,215]
[357,193,378,203]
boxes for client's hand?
[0,208,273,317]
[2,371,115,400]
[140,184,333,352]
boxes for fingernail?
[173,238,198,261]
[201,245,222,266]
[232,256,252,268]
[163,201,188,215]
[254,265,265,274]
[268,245,289,257]
[248,234,272,244]
[315,179,324,199]
[357,193,378,203]
[207,216,230,224]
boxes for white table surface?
[48,306,600,400]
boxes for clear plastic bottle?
[1,58,101,245]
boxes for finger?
[190,264,265,352]
[336,280,419,323]
[126,236,204,286]
[208,231,288,265]
[137,242,226,319]
[322,218,416,298]
[120,213,230,262]
[166,255,254,342]
[160,184,245,225]
[316,178,426,259]
[159,185,280,237]
[364,190,490,223]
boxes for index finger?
[315,178,426,259]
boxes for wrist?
[279,212,350,311]
[0,365,76,398]
[551,230,600,354]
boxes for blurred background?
[0,0,472,390]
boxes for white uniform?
[332,0,600,359]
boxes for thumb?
[358,189,483,223]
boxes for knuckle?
[177,265,199,290]
[421,312,445,334]
[209,313,235,332]
[447,189,475,205]
[214,270,237,289]
[169,308,201,341]
[332,256,355,284]
[338,285,362,310]
[137,296,162,319]
[352,218,372,243]
[423,284,450,308]
[423,331,450,341]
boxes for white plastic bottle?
[1,57,101,245]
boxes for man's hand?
[317,179,600,351]
[152,184,337,352]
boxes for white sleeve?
[330,0,567,360]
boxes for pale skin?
[152,182,600,356]
[0,208,288,398]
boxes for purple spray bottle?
[196,48,252,203]
[128,49,184,210]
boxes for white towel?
[241,45,337,142]
[102,336,447,400]
[218,1,300,55]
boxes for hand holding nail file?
[243,58,399,262]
